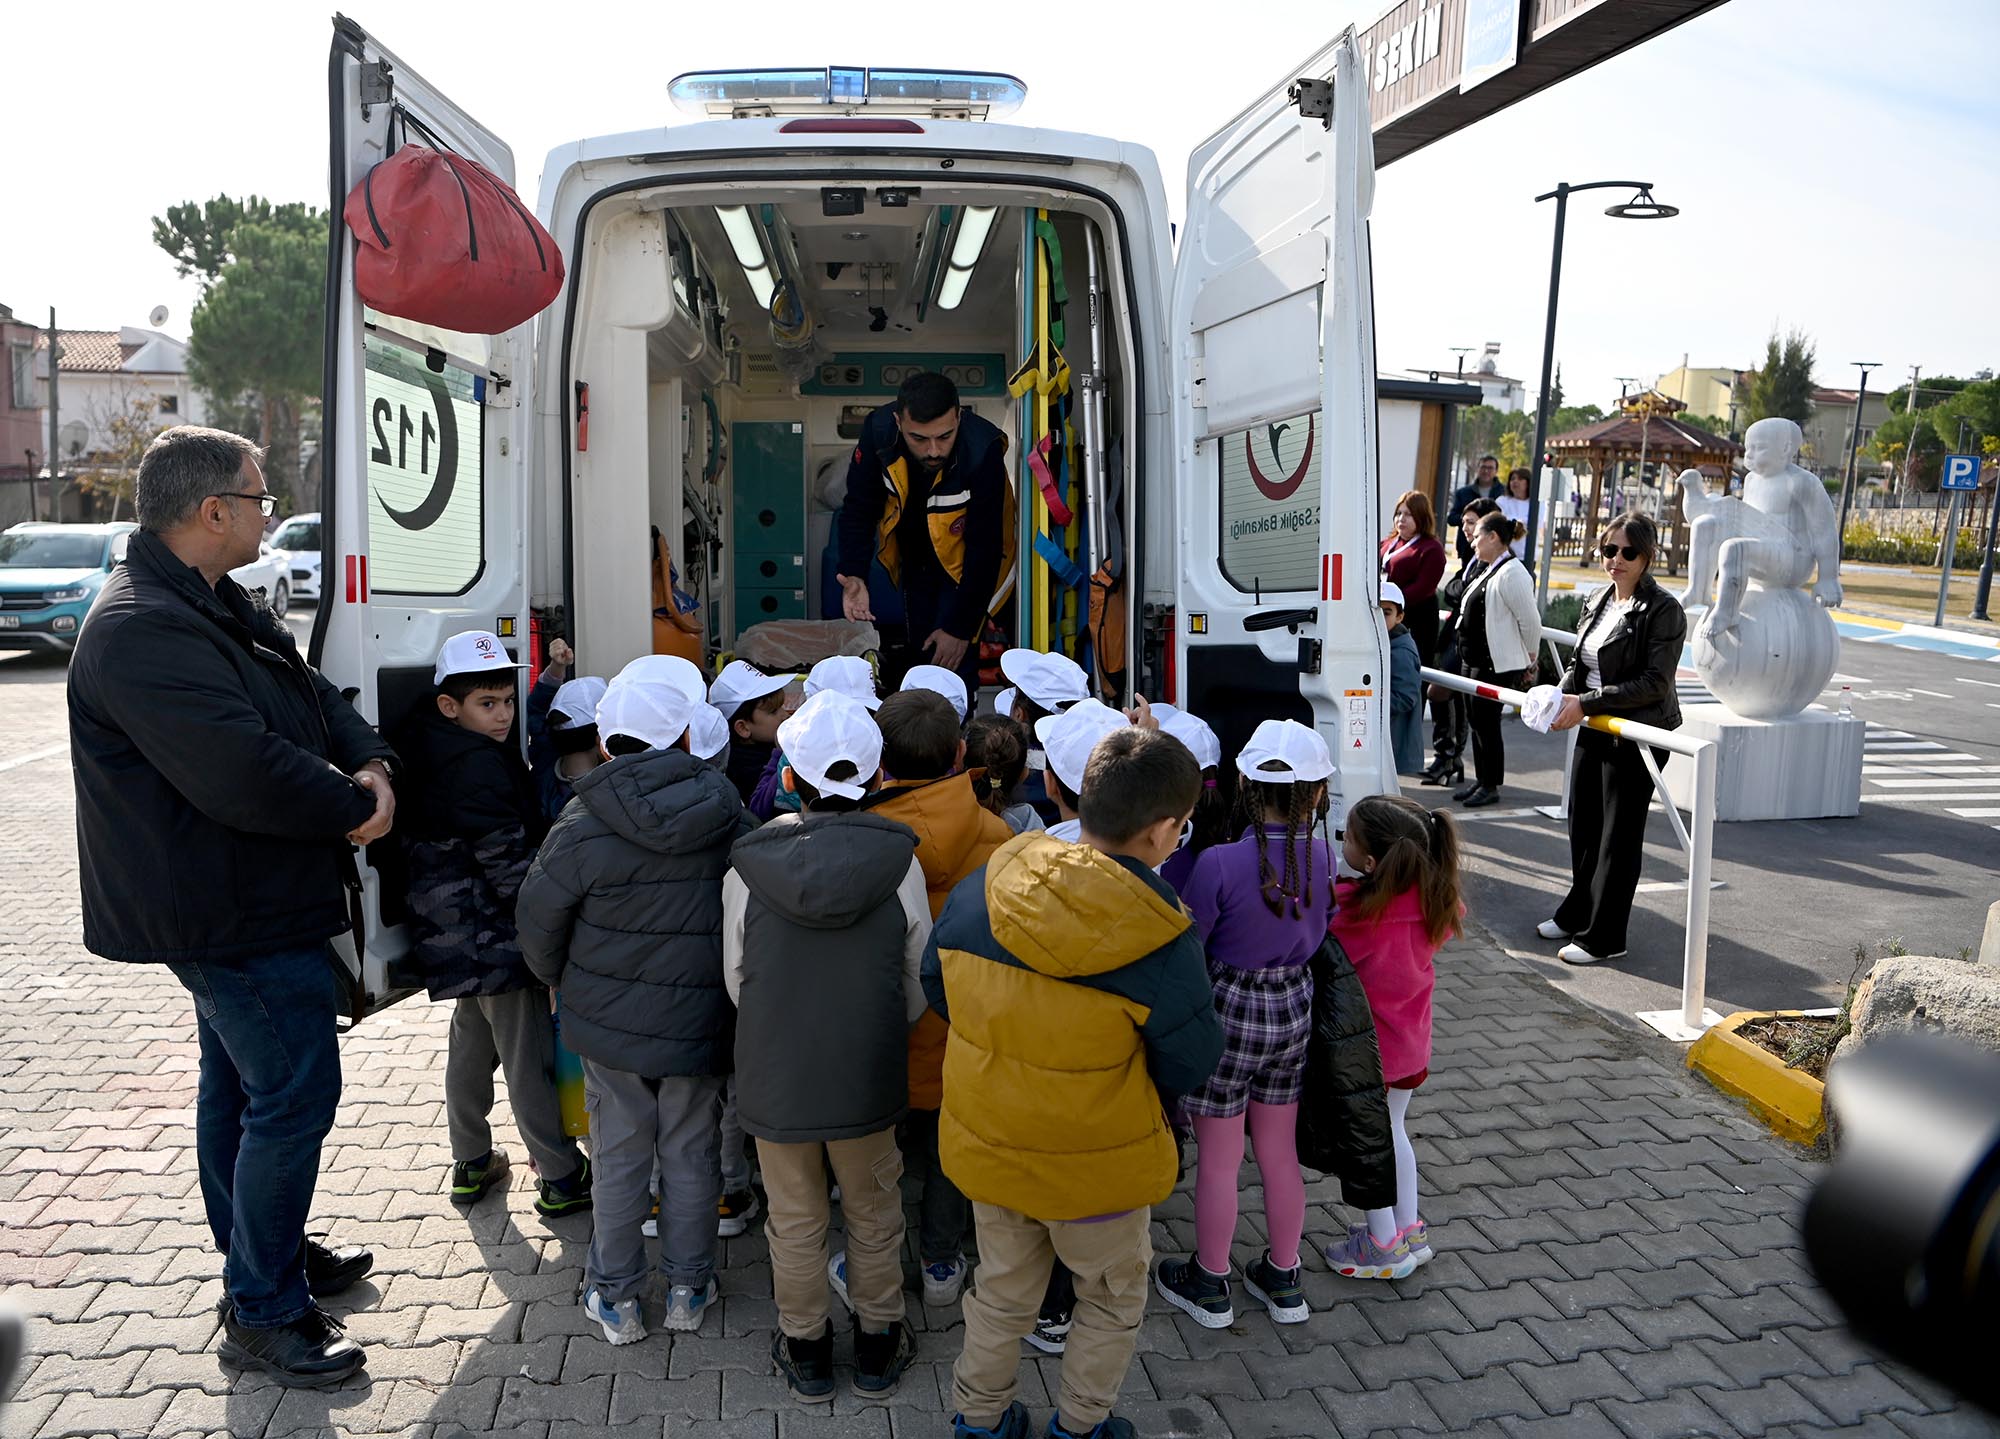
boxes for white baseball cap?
[900,663,969,721]
[689,704,731,761]
[434,629,527,687]
[709,660,795,716]
[777,690,882,801]
[1380,581,1407,611]
[1235,718,1333,783]
[804,655,882,711]
[1154,704,1222,770]
[619,654,708,706]
[549,676,608,731]
[597,674,697,753]
[999,649,1089,713]
[1035,697,1129,795]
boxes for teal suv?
[0,522,138,652]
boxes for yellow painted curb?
[1687,1010,1826,1146]
[1828,608,1898,632]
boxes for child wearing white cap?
[1151,703,1226,897]
[997,649,1090,825]
[899,663,970,723]
[710,660,798,806]
[396,630,590,1221]
[720,691,931,1404]
[1156,718,1339,1331]
[517,662,755,1345]
[525,637,610,823]
[750,655,884,820]
[1034,699,1131,844]
[1379,582,1424,775]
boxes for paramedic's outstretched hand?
[836,574,874,624]
[924,630,968,672]
[348,762,396,845]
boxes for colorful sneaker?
[954,1400,1032,1439]
[922,1254,968,1307]
[851,1318,916,1398]
[1025,1308,1071,1354]
[1322,1224,1418,1280]
[449,1148,510,1207]
[1049,1415,1137,1439]
[1154,1256,1233,1329]
[534,1157,593,1219]
[582,1287,644,1346]
[1242,1252,1310,1324]
[662,1276,718,1333]
[827,1250,851,1313]
[717,1188,761,1239]
[641,1194,659,1239]
[1402,1220,1434,1269]
[773,1325,835,1404]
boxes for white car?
[268,512,322,602]
[229,542,291,618]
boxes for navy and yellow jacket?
[922,832,1224,1221]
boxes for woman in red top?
[1379,490,1447,664]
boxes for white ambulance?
[316,18,1392,1006]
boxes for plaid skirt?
[1183,958,1315,1119]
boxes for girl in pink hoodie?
[1323,793,1463,1279]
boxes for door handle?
[1243,607,1317,633]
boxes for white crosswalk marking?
[1948,807,2000,818]
[1860,719,2000,814]
[1867,792,2000,803]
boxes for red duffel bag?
[344,141,564,335]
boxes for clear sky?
[6,0,1995,411]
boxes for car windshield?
[274,521,320,549]
[0,532,107,568]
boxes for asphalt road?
[1423,620,2000,1034]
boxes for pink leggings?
[1193,1103,1304,1273]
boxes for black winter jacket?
[393,710,545,1000]
[725,812,927,1144]
[1561,575,1687,731]
[67,531,394,964]
[1297,934,1397,1212]
[516,747,752,1077]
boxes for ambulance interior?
[558,182,1134,694]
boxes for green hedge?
[1840,521,1982,568]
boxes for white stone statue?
[1677,417,1843,719]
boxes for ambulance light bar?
[669,68,1026,121]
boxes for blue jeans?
[167,947,343,1328]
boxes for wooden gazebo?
[1544,391,1740,576]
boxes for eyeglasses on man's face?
[217,491,278,518]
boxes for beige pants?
[953,1202,1153,1431]
[756,1127,907,1338]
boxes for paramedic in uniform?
[835,371,1014,687]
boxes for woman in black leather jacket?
[1543,511,1687,965]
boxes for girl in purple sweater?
[1155,719,1336,1330]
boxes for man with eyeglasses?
[67,425,397,1388]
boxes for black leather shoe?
[218,1305,365,1388]
[305,1236,375,1298]
[1451,780,1480,801]
[1462,785,1502,808]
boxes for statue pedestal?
[1663,703,1864,822]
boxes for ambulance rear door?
[317,17,537,1008]
[1170,26,1391,827]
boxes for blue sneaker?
[1049,1416,1136,1439]
[582,1287,644,1346]
[828,1250,851,1312]
[662,1276,717,1333]
[953,1400,1031,1439]
[922,1254,968,1306]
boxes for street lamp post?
[1835,362,1880,561]
[1525,181,1679,612]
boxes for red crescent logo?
[1247,415,1315,502]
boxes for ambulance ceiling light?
[936,206,997,312]
[715,207,777,311]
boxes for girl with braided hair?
[1156,720,1337,1330]
[1322,792,1463,1280]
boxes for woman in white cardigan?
[1452,511,1542,807]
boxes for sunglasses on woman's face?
[1600,542,1642,561]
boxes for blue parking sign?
[1941,453,1981,490]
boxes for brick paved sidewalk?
[0,658,1992,1439]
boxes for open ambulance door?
[316,17,536,1009]
[1170,27,1392,831]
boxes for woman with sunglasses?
[1542,511,1688,966]
[1452,511,1540,809]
